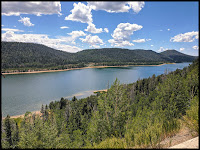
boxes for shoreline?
[2,89,108,119]
[2,63,175,75]
[2,110,41,120]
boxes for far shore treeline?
[1,41,197,73]
[1,57,199,148]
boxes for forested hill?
[1,41,198,71]
[1,42,76,69]
[160,50,197,63]
[75,48,172,63]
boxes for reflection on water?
[65,90,96,100]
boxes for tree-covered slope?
[160,50,197,63]
[1,42,197,71]
[1,42,76,69]
[76,48,173,63]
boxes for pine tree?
[4,115,13,147]
[72,96,77,102]
[44,104,49,121]
[13,122,19,148]
[41,104,45,120]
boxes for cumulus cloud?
[192,45,199,50]
[2,2,61,16]
[67,30,86,44]
[87,1,145,13]
[2,28,24,32]
[60,26,69,29]
[80,34,104,48]
[2,31,82,53]
[65,2,144,34]
[132,39,145,43]
[132,38,151,43]
[112,23,143,41]
[158,47,169,52]
[179,48,185,51]
[170,31,199,42]
[167,29,170,31]
[67,30,86,38]
[128,2,145,13]
[108,39,134,47]
[108,22,142,47]
[65,2,92,24]
[85,23,103,33]
[18,17,34,27]
[65,2,107,34]
[104,28,109,33]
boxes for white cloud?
[108,40,134,47]
[2,28,24,32]
[87,2,145,13]
[67,30,86,44]
[170,31,199,42]
[2,31,82,53]
[128,2,145,13]
[192,45,199,50]
[65,2,92,24]
[104,28,109,33]
[85,23,103,33]
[158,47,169,52]
[60,26,69,29]
[108,22,142,47]
[132,38,151,43]
[151,45,154,47]
[132,39,145,43]
[67,30,86,37]
[48,44,81,53]
[2,2,61,16]
[112,23,143,41]
[167,29,170,31]
[80,34,104,48]
[18,17,34,27]
[180,48,185,51]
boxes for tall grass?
[183,96,199,134]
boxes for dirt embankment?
[169,136,199,149]
[159,125,199,148]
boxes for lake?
[2,63,191,117]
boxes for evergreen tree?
[72,96,77,102]
[40,104,45,120]
[4,115,13,148]
[60,97,67,109]
[12,122,19,148]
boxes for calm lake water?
[2,63,191,117]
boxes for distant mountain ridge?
[1,41,198,71]
[160,50,197,63]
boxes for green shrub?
[183,96,199,133]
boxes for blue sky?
[1,1,199,56]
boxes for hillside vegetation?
[1,42,197,73]
[160,50,196,63]
[1,58,198,149]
